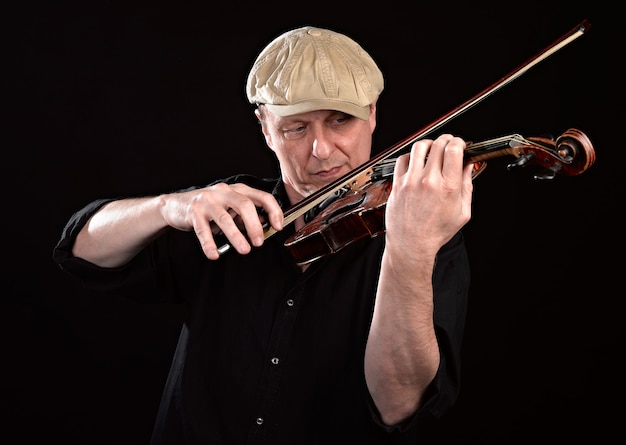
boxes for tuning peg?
[533,163,562,180]
[507,152,535,170]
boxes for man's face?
[258,104,377,204]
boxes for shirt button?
[271,357,279,365]
[287,299,294,306]
[256,417,264,425]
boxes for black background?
[6,1,625,443]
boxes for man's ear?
[368,101,377,134]
[255,109,274,151]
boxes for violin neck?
[464,134,530,164]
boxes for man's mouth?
[316,166,342,178]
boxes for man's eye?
[332,115,351,126]
[284,126,306,139]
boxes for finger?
[192,183,256,257]
[244,186,284,233]
[213,207,254,252]
[228,185,283,246]
[422,134,455,174]
[194,215,234,260]
[407,138,432,173]
[463,161,476,182]
[392,152,410,183]
[440,136,466,182]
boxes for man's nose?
[311,132,333,160]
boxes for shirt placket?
[247,280,306,443]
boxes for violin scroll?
[465,128,596,180]
[510,128,595,179]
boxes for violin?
[284,128,595,266]
[216,19,596,264]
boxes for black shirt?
[53,175,470,445]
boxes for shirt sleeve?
[51,175,282,301]
[52,197,115,270]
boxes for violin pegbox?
[464,129,596,180]
[510,129,596,180]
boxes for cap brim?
[265,100,371,121]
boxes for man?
[54,26,474,444]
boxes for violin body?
[285,180,392,265]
